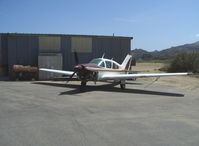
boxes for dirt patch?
[132,63,199,93]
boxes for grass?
[136,59,170,63]
[191,73,199,78]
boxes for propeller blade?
[74,51,79,65]
[67,71,76,83]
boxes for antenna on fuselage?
[102,53,105,58]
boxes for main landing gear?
[120,80,126,89]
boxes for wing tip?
[39,68,47,71]
[188,72,193,75]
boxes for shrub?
[167,52,199,73]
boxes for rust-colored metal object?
[12,65,38,81]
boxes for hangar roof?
[0,33,133,40]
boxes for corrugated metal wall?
[0,34,3,76]
[1,35,8,67]
[61,37,93,71]
[120,39,131,63]
[7,35,38,74]
[0,33,131,77]
[0,35,2,66]
[92,38,130,64]
[61,37,72,70]
[38,53,63,80]
[38,35,63,79]
[0,34,8,76]
[71,37,92,53]
[61,36,131,71]
[39,36,61,53]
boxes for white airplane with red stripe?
[40,54,191,89]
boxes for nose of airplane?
[74,64,84,70]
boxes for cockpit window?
[90,59,118,69]
[99,61,105,67]
[112,63,119,69]
[89,59,102,65]
[105,61,112,68]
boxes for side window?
[105,61,112,68]
[99,61,105,68]
[112,63,119,69]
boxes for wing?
[101,72,190,80]
[39,68,75,76]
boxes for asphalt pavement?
[0,80,199,146]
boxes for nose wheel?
[80,81,87,91]
[81,81,87,87]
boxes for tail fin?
[121,54,132,70]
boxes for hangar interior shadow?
[33,81,184,97]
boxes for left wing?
[40,68,75,76]
[101,72,190,80]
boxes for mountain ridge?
[132,41,199,60]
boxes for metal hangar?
[0,33,133,79]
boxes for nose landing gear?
[81,81,87,87]
[80,81,87,91]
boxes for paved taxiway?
[0,80,199,146]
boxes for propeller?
[67,50,79,83]
[67,71,76,83]
[74,50,79,65]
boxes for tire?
[81,81,87,86]
[120,84,126,89]
[80,81,87,91]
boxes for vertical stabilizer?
[121,54,132,70]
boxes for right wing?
[39,68,75,76]
[101,72,190,80]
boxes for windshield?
[89,59,102,65]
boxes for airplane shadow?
[105,80,143,85]
[33,81,184,97]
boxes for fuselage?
[74,58,128,81]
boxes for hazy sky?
[0,0,199,51]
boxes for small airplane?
[40,54,191,89]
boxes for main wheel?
[120,83,126,89]
[120,80,126,89]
